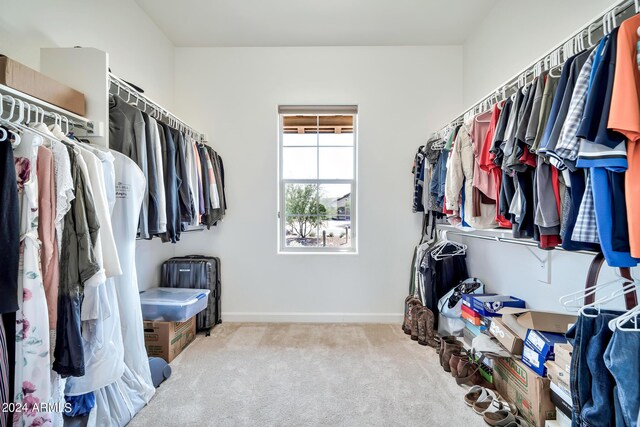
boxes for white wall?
[457,0,628,312]
[0,0,179,291]
[447,231,627,312]
[145,46,464,322]
[0,0,175,106]
[462,0,616,106]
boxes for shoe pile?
[403,296,531,426]
[465,386,529,426]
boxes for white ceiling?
[135,0,498,47]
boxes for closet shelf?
[437,224,598,256]
[109,73,204,142]
[0,83,95,133]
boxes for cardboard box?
[554,344,572,374]
[549,381,573,419]
[490,317,524,356]
[461,305,491,329]
[498,308,577,335]
[462,326,476,347]
[544,360,571,406]
[555,407,572,427]
[502,312,530,340]
[144,317,196,363]
[525,330,567,360]
[493,357,556,427]
[523,344,548,376]
[0,55,86,116]
[544,361,571,394]
[462,294,526,317]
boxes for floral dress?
[13,131,52,427]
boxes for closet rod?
[0,83,95,133]
[433,0,637,135]
[109,73,205,142]
[442,229,598,256]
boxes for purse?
[437,278,485,336]
[584,252,638,308]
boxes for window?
[278,106,357,253]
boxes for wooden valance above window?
[282,115,354,134]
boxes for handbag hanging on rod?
[583,252,638,310]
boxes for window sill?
[277,250,358,255]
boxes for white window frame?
[277,107,358,254]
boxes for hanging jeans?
[567,310,623,427]
[605,325,640,427]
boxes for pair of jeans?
[430,151,447,209]
[566,309,622,427]
[604,321,640,427]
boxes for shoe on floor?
[473,392,515,416]
[464,386,496,408]
[483,409,516,426]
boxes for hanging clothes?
[171,128,194,228]
[0,135,19,315]
[608,13,640,259]
[36,145,59,334]
[0,316,8,427]
[13,129,52,427]
[445,118,497,229]
[471,111,494,218]
[53,144,100,378]
[419,242,469,328]
[576,29,639,268]
[91,149,155,427]
[63,138,125,397]
[147,116,167,235]
[158,121,180,243]
[480,101,510,228]
[141,112,161,236]
[412,147,426,213]
[108,95,149,240]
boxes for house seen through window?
[278,106,357,253]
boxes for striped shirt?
[554,49,597,170]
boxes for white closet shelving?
[39,47,204,149]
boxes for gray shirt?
[541,49,592,162]
[109,95,149,239]
[525,74,547,146]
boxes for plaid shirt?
[553,49,597,170]
[571,170,599,243]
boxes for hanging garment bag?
[161,255,222,334]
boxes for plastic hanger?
[430,229,467,261]
[0,96,23,148]
[587,22,597,48]
[62,116,70,135]
[579,281,638,318]
[612,303,640,331]
[0,95,7,142]
[559,271,631,311]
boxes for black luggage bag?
[161,255,221,334]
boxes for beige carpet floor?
[129,323,486,427]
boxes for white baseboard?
[221,312,403,324]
